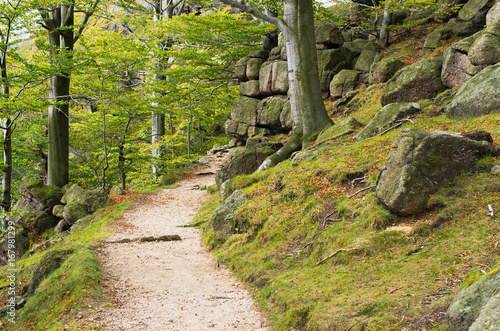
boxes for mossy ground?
[0,201,131,330]
[199,48,500,329]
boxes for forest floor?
[88,156,270,330]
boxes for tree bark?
[379,4,392,48]
[1,118,11,211]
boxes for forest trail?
[92,156,271,330]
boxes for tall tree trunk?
[282,0,332,140]
[152,111,165,176]
[1,118,11,211]
[46,5,73,187]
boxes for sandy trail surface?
[93,156,270,330]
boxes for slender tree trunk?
[379,4,392,48]
[152,111,165,176]
[1,118,11,211]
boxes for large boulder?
[208,190,247,241]
[487,3,500,26]
[342,39,370,56]
[458,0,496,26]
[17,177,63,212]
[215,141,282,187]
[354,42,381,73]
[61,184,111,224]
[444,62,500,119]
[381,59,444,106]
[235,57,249,82]
[246,58,265,81]
[356,103,421,140]
[317,48,354,94]
[19,210,57,235]
[468,17,500,65]
[229,96,259,127]
[225,120,249,140]
[315,24,344,48]
[369,58,405,84]
[256,95,288,131]
[376,129,500,215]
[441,48,475,88]
[259,61,289,95]
[240,80,261,98]
[448,270,500,331]
[330,69,362,99]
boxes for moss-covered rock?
[423,29,444,49]
[63,201,89,224]
[487,3,500,25]
[317,48,354,93]
[342,39,369,56]
[17,177,63,212]
[52,204,64,218]
[257,96,287,130]
[369,58,405,84]
[215,141,282,187]
[208,190,247,241]
[444,62,500,119]
[315,24,344,48]
[356,103,421,140]
[458,0,495,26]
[354,42,381,73]
[280,101,293,131]
[225,119,249,140]
[26,249,73,295]
[316,117,363,143]
[109,185,124,195]
[272,61,289,94]
[60,184,86,205]
[229,96,260,126]
[452,21,481,36]
[246,58,265,81]
[240,80,261,98]
[376,129,500,215]
[19,210,57,235]
[235,57,249,81]
[442,47,475,87]
[468,17,500,65]
[448,270,500,331]
[381,59,444,106]
[330,69,361,99]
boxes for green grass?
[0,201,131,330]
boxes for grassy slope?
[0,201,131,330]
[198,27,500,330]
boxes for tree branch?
[74,0,100,44]
[219,0,286,31]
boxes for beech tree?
[220,0,333,171]
[38,0,100,187]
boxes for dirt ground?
[92,156,271,330]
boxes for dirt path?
[93,156,271,330]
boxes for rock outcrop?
[444,62,500,119]
[209,190,247,241]
[376,129,499,215]
[381,59,444,106]
[448,270,500,331]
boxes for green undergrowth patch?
[200,91,500,329]
[0,201,131,330]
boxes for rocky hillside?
[200,2,500,330]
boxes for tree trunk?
[46,5,73,187]
[1,118,11,211]
[282,0,333,141]
[152,111,165,176]
[379,4,392,48]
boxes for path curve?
[94,157,270,330]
